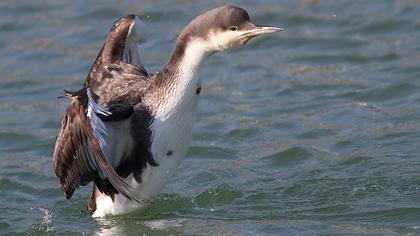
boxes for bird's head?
[178,5,283,52]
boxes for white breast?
[141,38,211,196]
[144,56,203,190]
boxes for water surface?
[1,0,420,235]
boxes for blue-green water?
[1,0,420,235]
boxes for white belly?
[93,82,200,217]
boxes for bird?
[53,5,283,217]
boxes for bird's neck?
[161,37,213,84]
[147,38,213,116]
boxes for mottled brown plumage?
[53,15,157,203]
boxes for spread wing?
[123,15,149,68]
[53,14,154,203]
[85,14,150,89]
[53,88,146,202]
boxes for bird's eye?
[230,26,238,31]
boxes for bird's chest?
[128,78,201,198]
[149,77,202,167]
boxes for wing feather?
[54,14,154,204]
[123,16,149,67]
[53,88,147,203]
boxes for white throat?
[179,38,213,77]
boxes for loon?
[53,5,283,217]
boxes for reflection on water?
[94,217,184,235]
[1,0,420,235]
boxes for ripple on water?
[193,184,243,208]
[357,82,417,102]
[130,194,194,220]
[348,19,412,34]
[188,145,236,159]
[262,147,312,168]
[338,155,371,166]
[185,171,218,187]
[0,222,9,232]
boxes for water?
[1,0,420,235]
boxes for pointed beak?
[248,26,284,36]
[242,24,284,38]
[239,23,283,45]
